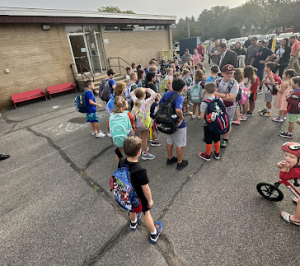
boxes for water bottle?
[171,114,178,122]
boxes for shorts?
[86,112,99,123]
[288,113,300,123]
[204,126,220,144]
[226,105,235,124]
[264,92,273,103]
[249,93,257,102]
[114,147,123,159]
[256,68,264,81]
[130,196,150,214]
[167,127,187,147]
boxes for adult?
[244,37,252,49]
[192,49,204,66]
[0,154,10,160]
[181,49,192,65]
[206,40,213,64]
[287,36,300,75]
[210,40,220,66]
[218,42,238,70]
[273,38,291,78]
[197,42,205,58]
[232,42,246,67]
[245,37,258,66]
[267,36,275,49]
[251,40,275,94]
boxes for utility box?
[179,37,201,57]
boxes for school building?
[0,7,176,107]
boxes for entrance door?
[68,35,92,73]
[85,32,104,73]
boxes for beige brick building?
[0,7,175,107]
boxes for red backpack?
[265,73,282,95]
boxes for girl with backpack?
[273,69,296,122]
[107,96,135,164]
[131,88,157,160]
[232,69,245,124]
[106,82,126,116]
[244,66,259,116]
[191,69,205,119]
[137,69,145,88]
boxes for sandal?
[232,121,241,125]
[281,212,300,226]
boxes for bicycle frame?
[277,179,300,199]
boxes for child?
[192,69,206,119]
[273,69,296,122]
[146,72,158,93]
[277,142,300,226]
[174,60,180,72]
[149,94,162,146]
[131,88,157,160]
[187,57,195,78]
[165,68,174,91]
[104,69,116,95]
[126,72,139,109]
[196,62,206,74]
[279,76,300,139]
[244,66,259,116]
[232,68,245,124]
[182,69,192,115]
[122,136,163,242]
[85,80,106,138]
[126,66,132,84]
[137,69,145,88]
[198,82,221,161]
[106,82,126,115]
[206,65,219,83]
[259,62,276,117]
[169,72,181,91]
[107,96,135,163]
[132,62,137,72]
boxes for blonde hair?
[173,72,181,79]
[129,72,137,80]
[113,96,126,113]
[149,66,157,73]
[234,68,244,84]
[134,88,145,107]
[114,82,126,96]
[194,69,205,81]
[166,68,173,75]
[187,57,194,67]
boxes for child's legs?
[92,122,100,133]
[141,130,149,151]
[183,103,188,112]
[152,126,156,140]
[266,102,272,110]
[129,211,137,222]
[249,100,255,112]
[234,108,240,121]
[223,126,232,140]
[115,147,122,164]
[192,104,196,115]
[279,110,285,116]
[242,102,248,115]
[143,210,155,233]
[288,121,295,133]
[176,147,183,163]
[197,103,201,116]
[167,144,173,159]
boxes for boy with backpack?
[198,82,227,161]
[206,65,219,83]
[145,72,158,93]
[99,69,116,103]
[125,72,138,109]
[85,80,106,138]
[214,64,239,148]
[158,78,188,170]
[111,136,163,243]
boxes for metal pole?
[118,58,121,74]
[188,22,190,38]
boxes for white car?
[277,32,294,44]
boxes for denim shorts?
[86,112,99,123]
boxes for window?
[66,25,83,33]
[120,25,134,31]
[145,26,157,30]
[83,24,99,33]
[133,25,145,31]
[104,25,119,32]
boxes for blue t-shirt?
[253,48,273,69]
[105,79,116,94]
[86,90,97,114]
[145,68,161,75]
[159,91,186,129]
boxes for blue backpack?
[75,91,88,113]
[110,159,141,211]
[189,81,203,104]
[204,97,230,135]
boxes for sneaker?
[96,131,106,138]
[151,141,162,147]
[141,146,150,152]
[166,157,177,165]
[220,139,228,148]
[261,112,271,117]
[192,115,196,119]
[257,89,263,95]
[92,131,96,136]
[198,116,201,120]
[279,132,293,139]
[232,121,241,125]
[149,138,158,142]
[240,115,247,121]
[272,116,284,122]
[213,150,220,160]
[283,116,287,120]
[246,111,253,116]
[258,109,267,114]
[198,152,211,161]
[142,152,155,160]
[176,160,188,170]
[150,221,163,244]
[130,212,142,230]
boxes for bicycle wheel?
[256,182,284,202]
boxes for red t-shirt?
[197,45,205,55]
[250,77,259,93]
[280,167,300,181]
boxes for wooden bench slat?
[11,89,47,108]
[46,82,76,99]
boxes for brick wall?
[0,24,74,107]
[101,28,171,73]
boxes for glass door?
[85,32,103,72]
[68,35,92,73]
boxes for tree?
[98,6,135,14]
[225,26,241,40]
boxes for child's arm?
[89,99,101,108]
[130,90,137,103]
[127,112,135,134]
[278,82,287,94]
[141,184,153,208]
[107,120,110,133]
[145,88,157,105]
[264,75,275,85]
[200,111,205,120]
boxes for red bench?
[46,82,76,99]
[11,89,47,108]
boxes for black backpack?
[155,94,179,134]
[99,79,111,102]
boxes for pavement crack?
[83,144,114,170]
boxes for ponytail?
[134,88,145,107]
[113,96,126,113]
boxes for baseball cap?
[221,64,235,73]
[251,37,257,41]
[185,48,189,51]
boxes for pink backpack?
[237,82,249,105]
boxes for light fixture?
[42,24,51,31]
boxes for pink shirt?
[192,54,204,65]
[291,40,300,56]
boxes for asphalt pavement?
[1,59,300,266]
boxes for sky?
[0,0,247,21]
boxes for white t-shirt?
[215,78,239,105]
[126,75,130,81]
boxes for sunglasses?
[283,142,300,150]
[224,72,234,74]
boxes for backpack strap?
[227,79,235,93]
[119,158,143,174]
[167,93,179,104]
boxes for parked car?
[276,32,294,44]
[257,35,268,42]
[233,37,247,47]
[229,38,237,48]
[203,40,210,45]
